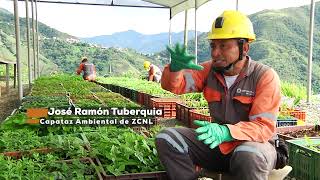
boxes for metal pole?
[14,64,16,88]
[236,0,239,10]
[307,0,315,103]
[5,64,9,93]
[35,0,40,77]
[194,0,198,64]
[183,10,188,47]
[13,0,23,101]
[31,0,37,79]
[169,19,172,46]
[25,0,32,87]
[169,17,172,63]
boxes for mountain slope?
[40,39,156,76]
[0,8,157,79]
[82,30,202,54]
[154,3,320,93]
[0,8,74,41]
[0,24,58,78]
[2,4,320,93]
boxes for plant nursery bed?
[55,157,104,180]
[102,171,168,180]
[1,147,54,159]
[277,125,319,140]
[82,128,165,178]
[94,157,167,180]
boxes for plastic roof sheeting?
[31,0,211,18]
[114,0,163,7]
[142,0,211,18]
[31,0,166,7]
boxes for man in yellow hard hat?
[144,60,162,83]
[155,10,286,180]
[76,57,96,82]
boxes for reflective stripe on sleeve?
[156,133,185,153]
[249,113,276,121]
[166,128,189,153]
[234,145,265,160]
[184,72,196,92]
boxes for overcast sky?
[0,0,318,37]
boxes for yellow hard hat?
[144,61,151,70]
[81,56,88,62]
[207,10,256,42]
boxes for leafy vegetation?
[0,74,166,178]
[20,96,70,111]
[0,154,99,179]
[97,77,176,97]
[181,93,208,108]
[40,39,153,76]
[304,136,320,152]
[84,127,163,176]
[281,81,307,105]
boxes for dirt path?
[0,86,30,122]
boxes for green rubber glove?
[194,120,234,149]
[166,43,204,72]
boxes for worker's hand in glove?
[166,43,204,72]
[194,120,234,149]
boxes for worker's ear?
[242,42,249,56]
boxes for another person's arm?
[148,66,155,81]
[76,63,84,75]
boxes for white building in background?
[66,38,80,43]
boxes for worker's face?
[210,39,241,69]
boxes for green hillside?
[0,8,73,40]
[1,3,320,92]
[0,22,58,80]
[155,3,320,93]
[40,39,153,76]
[0,8,71,79]
[0,8,157,80]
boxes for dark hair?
[81,58,88,63]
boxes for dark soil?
[0,86,30,122]
[281,126,320,138]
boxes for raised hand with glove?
[166,43,204,72]
[194,120,234,149]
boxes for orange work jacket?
[161,56,281,154]
[76,63,96,81]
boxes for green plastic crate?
[286,138,320,180]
